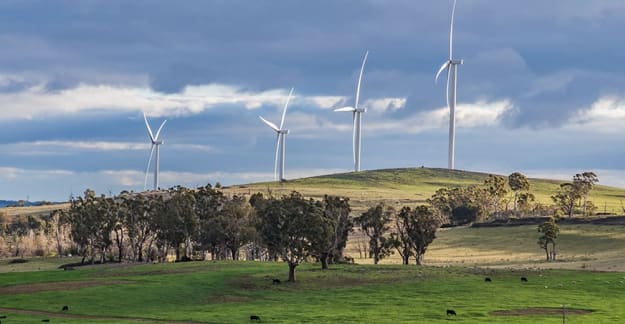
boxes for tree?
[484,175,508,218]
[428,186,488,225]
[391,205,440,265]
[255,192,324,282]
[508,172,530,212]
[310,195,353,269]
[552,183,580,218]
[41,209,68,257]
[218,196,255,260]
[355,203,394,265]
[573,172,599,216]
[537,217,559,261]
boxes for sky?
[2,0,625,201]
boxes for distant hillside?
[0,200,62,208]
[225,167,625,214]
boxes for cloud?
[568,97,625,133]
[364,98,406,112]
[1,141,213,155]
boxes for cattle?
[272,278,281,285]
[42,320,50,322]
[521,277,528,282]
[446,309,457,316]
[250,315,261,321]
[61,305,69,311]
[484,277,492,282]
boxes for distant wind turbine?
[143,112,167,191]
[259,87,294,182]
[335,50,369,172]
[435,0,463,170]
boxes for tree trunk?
[175,245,180,261]
[320,254,329,270]
[513,191,518,212]
[544,247,550,261]
[288,262,297,282]
[415,253,423,266]
[231,247,238,261]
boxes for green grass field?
[2,223,625,323]
[225,167,625,214]
[1,260,624,323]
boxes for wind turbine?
[143,112,167,191]
[335,50,369,172]
[259,87,294,182]
[435,0,463,170]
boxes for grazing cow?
[446,309,457,316]
[61,305,69,311]
[42,320,50,323]
[484,277,492,282]
[521,277,528,282]
[272,278,281,285]
[0,315,6,319]
[250,315,261,321]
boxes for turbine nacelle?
[278,129,289,135]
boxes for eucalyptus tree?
[310,195,353,269]
[255,191,324,282]
[355,203,395,265]
[508,172,530,212]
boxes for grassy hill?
[225,167,625,214]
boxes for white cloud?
[361,99,513,134]
[1,141,213,155]
[568,97,625,132]
[364,97,406,112]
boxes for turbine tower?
[335,50,369,172]
[259,87,293,182]
[435,0,463,170]
[143,112,167,191]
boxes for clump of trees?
[390,205,440,265]
[552,172,599,217]
[538,217,559,261]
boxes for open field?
[1,203,69,218]
[1,260,625,323]
[225,167,625,214]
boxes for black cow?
[42,320,50,322]
[484,277,492,282]
[61,305,69,311]
[521,277,528,282]
[272,278,281,285]
[446,309,457,316]
[250,315,261,321]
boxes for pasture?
[2,223,625,323]
[0,260,624,323]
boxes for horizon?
[1,1,625,200]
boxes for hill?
[225,167,625,214]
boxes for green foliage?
[254,191,325,281]
[355,203,395,264]
[509,172,530,212]
[309,195,353,269]
[537,217,560,261]
[391,205,441,265]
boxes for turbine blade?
[435,61,450,83]
[274,134,280,181]
[334,106,356,112]
[143,112,155,142]
[445,68,451,109]
[154,120,168,140]
[259,116,280,132]
[279,87,294,130]
[352,112,357,165]
[355,51,369,109]
[144,144,155,190]
[449,0,457,60]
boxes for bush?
[34,249,45,257]
[451,205,479,225]
[9,258,28,264]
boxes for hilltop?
[225,167,625,214]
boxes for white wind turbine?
[335,50,369,172]
[259,87,294,182]
[143,112,167,191]
[435,0,463,170]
